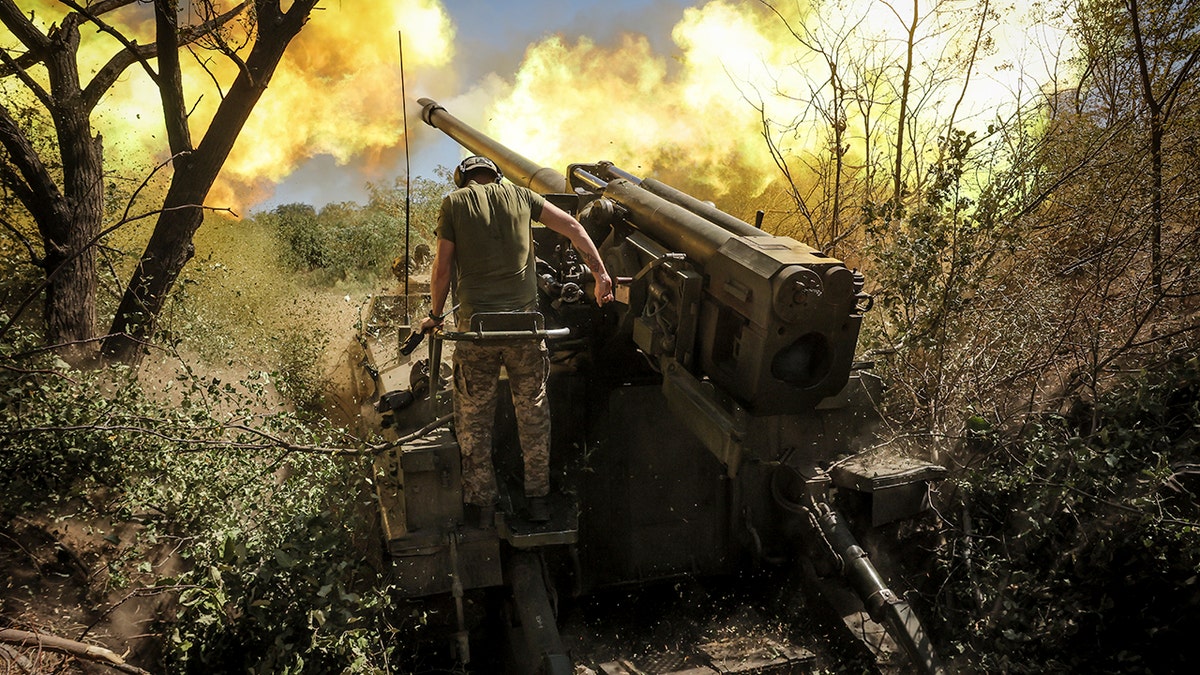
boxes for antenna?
[398,30,412,322]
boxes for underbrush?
[1,204,421,671]
[928,354,1200,672]
[154,213,374,419]
[0,348,420,672]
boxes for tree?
[1125,0,1200,291]
[0,0,320,366]
[1001,0,1200,416]
[756,1,862,255]
[888,0,921,208]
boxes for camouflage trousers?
[452,339,551,506]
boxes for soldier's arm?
[419,237,455,333]
[537,201,614,305]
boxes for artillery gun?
[351,98,946,673]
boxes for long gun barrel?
[572,165,740,266]
[419,98,568,194]
[416,97,866,416]
[420,98,755,264]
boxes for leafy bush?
[258,201,376,281]
[0,334,413,671]
[272,328,332,420]
[269,203,329,271]
[166,509,409,674]
[931,354,1200,672]
[256,173,449,287]
[0,361,122,513]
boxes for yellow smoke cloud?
[3,1,455,211]
[480,0,1060,218]
[222,1,455,206]
[487,0,799,200]
[5,0,1063,216]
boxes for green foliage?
[858,128,1034,437]
[258,172,450,286]
[268,203,327,271]
[149,212,349,420]
[273,328,332,420]
[257,200,391,283]
[165,510,410,674]
[864,128,1014,350]
[0,362,122,512]
[0,175,445,671]
[0,339,414,671]
[933,355,1200,672]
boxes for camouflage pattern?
[453,339,551,506]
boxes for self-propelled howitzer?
[353,98,946,673]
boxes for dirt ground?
[1,504,181,672]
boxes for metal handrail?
[438,327,571,342]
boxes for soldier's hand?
[418,315,442,334]
[594,273,614,306]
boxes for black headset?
[453,155,503,188]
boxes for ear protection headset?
[453,155,503,188]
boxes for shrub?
[931,354,1200,672]
[0,331,411,671]
[261,201,409,285]
[273,328,331,420]
[257,173,449,288]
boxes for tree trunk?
[893,0,919,211]
[1125,0,1199,296]
[103,0,319,364]
[1149,111,1163,292]
[45,100,103,365]
[0,13,103,364]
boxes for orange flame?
[220,1,455,207]
[480,0,1061,217]
[487,1,799,201]
[6,1,1061,216]
[3,1,455,212]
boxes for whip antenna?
[398,30,412,322]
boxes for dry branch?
[0,642,35,674]
[0,629,150,674]
[2,413,455,457]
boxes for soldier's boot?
[477,503,496,529]
[463,503,496,529]
[526,496,550,523]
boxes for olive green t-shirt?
[436,181,545,323]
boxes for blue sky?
[449,0,694,82]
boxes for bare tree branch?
[0,213,43,265]
[1,414,455,458]
[0,39,53,110]
[88,0,143,16]
[82,0,252,111]
[0,642,35,674]
[191,0,253,82]
[0,160,234,347]
[0,0,52,53]
[0,628,150,674]
[58,0,162,90]
[186,43,227,99]
[77,584,200,643]
[0,101,69,241]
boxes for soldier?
[418,156,613,526]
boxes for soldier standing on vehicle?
[418,156,613,526]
